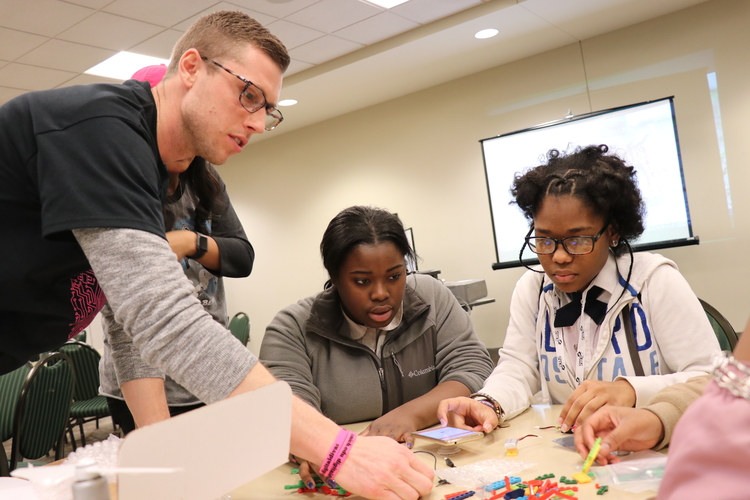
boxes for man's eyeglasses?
[524,225,609,255]
[201,56,283,131]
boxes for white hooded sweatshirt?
[483,252,720,421]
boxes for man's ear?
[178,48,202,89]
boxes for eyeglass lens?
[528,237,595,255]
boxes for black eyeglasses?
[524,224,609,255]
[201,56,283,131]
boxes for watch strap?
[189,232,208,260]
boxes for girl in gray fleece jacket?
[260,207,493,461]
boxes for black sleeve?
[37,116,166,239]
[211,181,254,278]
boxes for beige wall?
[217,0,750,354]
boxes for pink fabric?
[130,64,167,86]
[658,380,750,498]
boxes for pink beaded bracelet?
[319,429,357,479]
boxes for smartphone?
[412,426,484,445]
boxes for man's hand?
[558,379,636,432]
[574,406,665,466]
[436,396,498,433]
[334,435,434,500]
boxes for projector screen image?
[481,97,696,270]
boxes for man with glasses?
[0,10,433,500]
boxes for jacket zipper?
[391,350,405,377]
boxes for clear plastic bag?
[589,452,667,493]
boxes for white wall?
[201,0,749,355]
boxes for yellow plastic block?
[572,472,592,484]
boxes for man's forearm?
[228,362,338,465]
[121,377,171,428]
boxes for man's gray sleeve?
[74,227,257,403]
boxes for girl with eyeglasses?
[438,144,720,436]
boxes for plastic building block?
[571,472,592,484]
[597,485,609,495]
[445,490,467,499]
[484,477,522,492]
[535,473,555,480]
[503,489,525,499]
[505,438,519,456]
[446,491,475,500]
[285,481,305,489]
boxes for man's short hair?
[167,10,289,76]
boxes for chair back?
[10,352,75,470]
[699,298,739,351]
[59,341,101,401]
[228,312,250,346]
[0,363,31,443]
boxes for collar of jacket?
[305,276,431,346]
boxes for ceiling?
[0,0,710,140]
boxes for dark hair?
[321,206,416,282]
[163,158,226,233]
[511,144,645,256]
[167,10,289,76]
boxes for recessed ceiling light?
[278,99,298,106]
[362,0,411,8]
[475,28,499,39]
[85,52,170,80]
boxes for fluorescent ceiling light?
[85,52,170,80]
[278,99,298,106]
[362,0,411,8]
[475,28,499,39]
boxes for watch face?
[198,233,209,251]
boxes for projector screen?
[481,97,697,270]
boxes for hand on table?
[558,379,636,432]
[436,396,498,433]
[360,410,420,448]
[574,406,664,466]
[295,459,326,491]
[334,435,434,500]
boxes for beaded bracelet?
[319,429,357,479]
[713,353,750,401]
[470,392,505,425]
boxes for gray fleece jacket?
[259,273,494,424]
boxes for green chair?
[2,352,75,475]
[699,298,739,351]
[59,341,111,449]
[0,363,32,476]
[228,312,250,346]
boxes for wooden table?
[230,405,660,500]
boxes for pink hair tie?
[319,429,357,479]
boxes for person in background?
[655,317,750,498]
[260,205,494,488]
[437,145,719,435]
[0,11,433,499]
[99,65,255,434]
